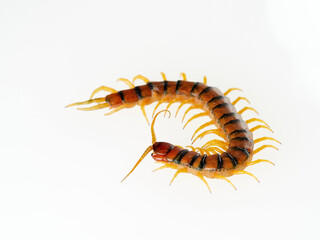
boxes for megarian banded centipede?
[66,73,280,192]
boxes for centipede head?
[151,142,172,163]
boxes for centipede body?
[67,73,279,191]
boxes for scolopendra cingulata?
[66,73,280,192]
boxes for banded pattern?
[67,74,279,191]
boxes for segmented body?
[106,81,253,177]
[67,74,279,190]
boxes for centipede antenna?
[180,72,187,81]
[117,78,135,88]
[224,88,243,96]
[66,97,106,108]
[253,145,279,155]
[121,145,153,182]
[247,159,275,166]
[90,86,117,99]
[253,137,281,145]
[133,75,150,84]
[183,112,207,129]
[238,106,259,115]
[160,72,167,81]
[232,96,251,105]
[151,110,171,144]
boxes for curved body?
[105,80,253,177]
[67,74,278,190]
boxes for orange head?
[151,142,173,162]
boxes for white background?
[1,0,320,239]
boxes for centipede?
[66,73,280,192]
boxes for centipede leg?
[232,96,250,105]
[191,121,215,141]
[238,106,259,115]
[254,137,281,145]
[203,76,207,84]
[133,75,150,84]
[160,72,167,81]
[170,168,188,185]
[117,78,135,88]
[183,112,208,129]
[180,72,187,81]
[250,125,273,133]
[224,88,243,96]
[140,102,150,125]
[213,173,237,190]
[253,145,279,155]
[90,86,117,99]
[231,170,260,183]
[196,172,212,193]
[247,159,275,166]
[246,118,270,127]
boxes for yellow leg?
[160,72,167,81]
[205,147,224,154]
[246,118,270,127]
[182,105,198,123]
[90,86,117,99]
[202,139,228,151]
[253,145,279,155]
[238,106,259,115]
[254,137,281,145]
[121,145,153,182]
[224,88,243,96]
[152,99,165,118]
[191,121,215,141]
[104,105,126,116]
[213,173,237,190]
[133,75,150,84]
[175,100,189,117]
[196,172,212,193]
[250,125,273,133]
[203,76,207,84]
[77,103,110,111]
[164,99,178,116]
[153,162,177,172]
[231,170,260,183]
[140,103,150,125]
[117,78,135,88]
[66,97,106,108]
[170,168,188,185]
[180,72,187,81]
[247,159,275,166]
[192,129,225,144]
[232,96,250,105]
[183,112,208,129]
